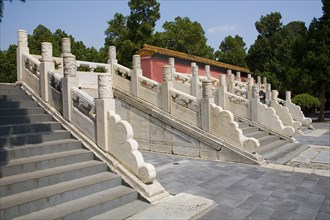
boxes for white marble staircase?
[0,84,150,219]
[235,118,309,164]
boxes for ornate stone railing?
[270,90,302,132]
[76,60,110,73]
[16,30,161,195]
[285,91,313,126]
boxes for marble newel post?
[201,80,214,132]
[160,65,173,113]
[169,57,175,79]
[61,38,78,122]
[250,85,260,122]
[205,65,211,80]
[217,75,227,108]
[40,42,55,102]
[227,70,234,93]
[131,55,142,97]
[96,74,115,152]
[236,72,241,82]
[190,63,199,98]
[17,30,29,82]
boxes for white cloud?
[207,24,237,34]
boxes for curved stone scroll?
[210,104,260,153]
[258,103,295,137]
[108,111,156,184]
[271,90,302,131]
[285,99,312,126]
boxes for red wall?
[140,56,245,82]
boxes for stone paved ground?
[142,122,330,220]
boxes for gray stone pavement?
[141,122,330,220]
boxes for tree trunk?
[318,81,326,122]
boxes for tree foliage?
[104,0,160,66]
[0,45,17,83]
[292,93,320,113]
[214,35,247,67]
[153,16,214,59]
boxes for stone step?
[241,126,260,134]
[275,144,309,165]
[0,107,45,116]
[0,88,27,96]
[0,130,72,147]
[237,121,249,128]
[0,114,54,125]
[0,122,61,137]
[257,139,288,155]
[14,185,138,220]
[0,160,107,197]
[0,94,33,101]
[0,148,93,177]
[0,172,122,219]
[244,130,269,139]
[89,200,151,220]
[0,100,39,108]
[0,139,82,162]
[258,135,280,146]
[263,142,302,162]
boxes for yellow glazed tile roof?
[136,44,251,74]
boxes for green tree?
[302,0,330,121]
[247,12,308,95]
[153,16,214,59]
[0,44,17,83]
[104,0,160,66]
[214,35,247,67]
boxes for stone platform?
[141,122,330,219]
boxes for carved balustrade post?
[40,42,55,102]
[190,63,200,98]
[247,78,254,100]
[96,74,116,152]
[266,83,272,106]
[17,30,30,82]
[227,70,235,93]
[201,80,214,132]
[61,38,78,122]
[236,71,241,82]
[131,55,142,97]
[216,74,227,108]
[205,65,211,80]
[161,65,173,113]
[285,91,291,107]
[250,85,260,122]
[108,46,118,77]
[257,76,261,88]
[169,57,175,80]
[263,77,267,85]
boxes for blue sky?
[0,0,323,52]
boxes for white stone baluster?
[227,70,235,93]
[191,63,199,98]
[96,74,115,152]
[205,65,211,80]
[61,38,78,122]
[161,65,173,113]
[236,72,241,82]
[217,74,227,109]
[17,30,29,82]
[132,55,142,97]
[201,80,214,132]
[40,42,55,102]
[169,57,175,80]
[250,85,260,122]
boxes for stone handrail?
[271,90,302,132]
[285,91,312,126]
[76,60,110,73]
[23,53,41,76]
[173,71,191,84]
[210,104,260,153]
[48,70,62,92]
[257,102,295,136]
[139,75,161,93]
[71,86,96,117]
[113,63,131,78]
[170,88,198,111]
